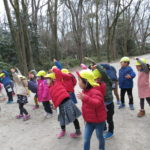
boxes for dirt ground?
[0,54,150,150]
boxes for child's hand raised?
[77,92,85,100]
[125,74,131,79]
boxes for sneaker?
[32,105,39,110]
[57,130,66,139]
[129,104,134,110]
[7,101,13,104]
[117,101,121,105]
[45,113,53,119]
[23,115,30,121]
[118,103,125,109]
[103,132,114,139]
[70,132,81,138]
[16,114,23,119]
[137,110,145,117]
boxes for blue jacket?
[55,61,62,70]
[0,70,12,87]
[119,66,136,89]
[101,64,118,81]
[28,79,38,93]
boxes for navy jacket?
[28,79,38,93]
[119,66,136,89]
[101,64,118,81]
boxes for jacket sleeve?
[82,91,104,109]
[128,67,136,78]
[52,68,63,82]
[2,70,9,77]
[136,58,149,73]
[12,72,21,83]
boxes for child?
[28,70,39,110]
[37,70,53,118]
[136,58,150,117]
[119,57,136,110]
[101,64,120,105]
[61,69,78,104]
[46,68,81,139]
[10,68,30,121]
[0,83,7,101]
[77,70,107,150]
[53,58,62,70]
[93,65,115,139]
[0,71,14,104]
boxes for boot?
[137,110,145,117]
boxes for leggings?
[42,101,53,114]
[61,119,80,133]
[120,88,133,104]
[140,98,150,109]
[19,103,28,115]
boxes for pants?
[84,122,105,150]
[106,102,114,133]
[61,119,80,132]
[113,81,120,101]
[5,85,13,102]
[42,101,52,114]
[140,98,150,110]
[34,94,39,106]
[120,88,133,105]
[19,103,28,115]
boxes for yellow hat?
[120,57,130,62]
[0,73,5,78]
[37,70,46,77]
[93,69,102,79]
[45,73,56,79]
[136,58,147,66]
[61,69,70,74]
[77,70,99,87]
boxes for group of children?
[0,56,150,150]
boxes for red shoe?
[23,115,31,121]
[70,132,81,138]
[16,114,23,119]
[57,130,66,139]
[32,105,39,110]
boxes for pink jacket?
[137,72,150,98]
[38,79,51,102]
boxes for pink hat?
[80,63,87,70]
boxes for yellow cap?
[93,69,102,79]
[45,73,56,79]
[37,70,46,77]
[0,73,5,77]
[61,69,70,74]
[78,70,99,87]
[120,57,130,62]
[136,58,147,66]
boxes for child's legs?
[84,123,95,150]
[42,101,52,114]
[73,119,80,133]
[126,88,133,104]
[95,122,105,150]
[106,102,114,133]
[146,98,150,106]
[19,103,28,115]
[113,81,120,101]
[34,94,39,106]
[140,98,145,109]
[120,89,126,104]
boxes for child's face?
[136,65,142,71]
[78,77,86,89]
[121,62,128,67]
[46,78,52,85]
[28,73,34,79]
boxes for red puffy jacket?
[94,81,106,97]
[82,88,107,123]
[62,73,77,92]
[50,68,70,108]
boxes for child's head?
[120,57,130,67]
[37,70,46,80]
[61,69,70,74]
[77,70,99,90]
[136,58,147,71]
[28,70,37,79]
[92,69,102,81]
[45,73,56,85]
